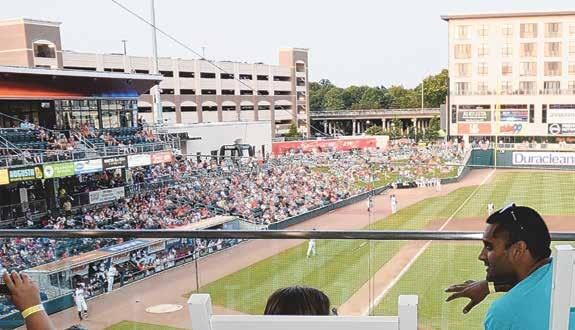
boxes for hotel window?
[179,71,194,78]
[529,104,535,123]
[544,81,560,92]
[520,23,538,38]
[545,42,562,57]
[159,70,174,77]
[200,72,216,79]
[569,81,575,93]
[544,62,562,76]
[454,44,472,59]
[478,44,489,57]
[570,42,575,56]
[455,63,470,77]
[220,73,234,79]
[478,63,488,75]
[502,24,513,38]
[478,25,489,38]
[456,25,470,40]
[545,23,561,38]
[542,104,547,123]
[501,81,513,94]
[519,81,536,94]
[477,82,488,94]
[455,82,470,95]
[569,63,575,75]
[502,44,513,57]
[520,62,537,76]
[501,63,513,76]
[520,43,537,57]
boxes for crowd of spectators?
[0,142,465,274]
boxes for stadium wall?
[469,149,575,169]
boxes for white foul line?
[363,169,496,315]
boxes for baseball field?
[195,170,575,329]
[51,169,575,330]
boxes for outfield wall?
[470,149,575,169]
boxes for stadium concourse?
[46,166,488,330]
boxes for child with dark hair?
[264,286,331,315]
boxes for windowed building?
[442,11,575,140]
[0,18,310,137]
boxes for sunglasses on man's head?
[499,202,524,231]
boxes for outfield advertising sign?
[103,156,127,170]
[88,186,125,204]
[0,169,8,185]
[8,166,43,182]
[513,152,575,166]
[548,123,575,136]
[457,110,491,122]
[74,159,103,175]
[43,162,75,179]
[127,154,152,168]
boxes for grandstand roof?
[0,66,161,98]
[441,10,575,21]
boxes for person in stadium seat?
[3,271,55,330]
[264,286,331,315]
[445,204,575,329]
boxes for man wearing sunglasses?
[445,204,575,329]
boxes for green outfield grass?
[193,171,575,327]
[106,321,187,330]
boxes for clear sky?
[2,1,574,88]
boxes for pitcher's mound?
[146,304,183,314]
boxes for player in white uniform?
[306,229,317,258]
[73,284,88,320]
[106,264,117,293]
[390,195,398,214]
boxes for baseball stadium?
[2,3,575,330]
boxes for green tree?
[285,123,299,138]
[416,69,449,108]
[390,117,403,139]
[365,125,384,136]
[343,85,369,109]
[309,80,335,111]
[387,85,419,108]
[323,87,346,110]
[425,116,441,141]
[358,87,385,109]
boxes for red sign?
[151,151,173,164]
[457,123,491,135]
[272,138,377,155]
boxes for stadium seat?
[188,294,418,330]
[549,245,575,329]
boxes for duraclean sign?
[513,152,575,166]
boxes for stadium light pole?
[150,0,163,126]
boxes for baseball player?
[106,264,117,293]
[306,229,317,258]
[390,194,398,214]
[73,283,88,320]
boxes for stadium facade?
[442,11,575,141]
[0,18,310,137]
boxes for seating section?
[1,129,48,151]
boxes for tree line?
[309,69,448,111]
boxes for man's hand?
[3,271,41,312]
[445,280,489,314]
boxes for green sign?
[43,162,75,179]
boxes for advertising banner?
[151,151,173,164]
[500,110,529,122]
[513,152,575,166]
[499,123,524,135]
[101,240,149,253]
[548,123,575,135]
[43,162,75,179]
[74,159,103,175]
[0,169,8,185]
[457,110,491,122]
[103,156,127,170]
[128,154,152,168]
[457,123,491,135]
[271,138,377,155]
[548,108,575,124]
[88,187,125,204]
[8,166,43,182]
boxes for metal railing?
[310,108,441,118]
[0,229,574,240]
